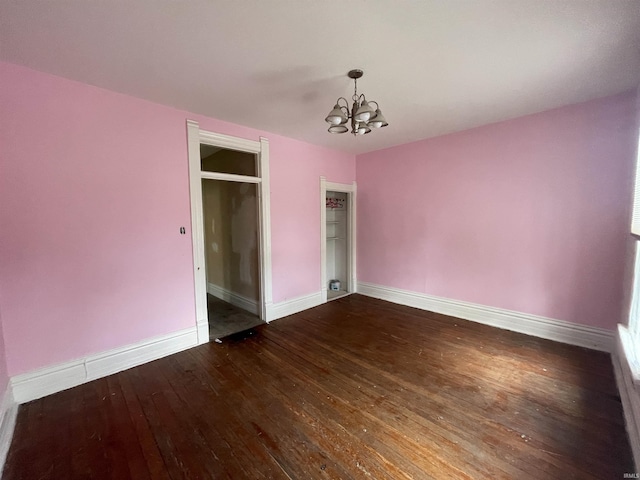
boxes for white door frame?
[320,176,357,303]
[187,120,272,344]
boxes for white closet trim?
[320,177,357,303]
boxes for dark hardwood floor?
[3,294,633,479]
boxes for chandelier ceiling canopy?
[325,69,388,136]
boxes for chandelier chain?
[325,69,388,135]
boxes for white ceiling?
[1,1,639,155]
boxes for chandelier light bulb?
[328,125,349,134]
[325,104,347,125]
[356,123,371,135]
[324,69,388,136]
[368,109,388,128]
[354,100,375,123]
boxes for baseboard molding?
[613,325,640,468]
[11,327,198,404]
[266,291,323,322]
[207,282,259,315]
[358,282,614,352]
[196,321,209,346]
[0,382,17,474]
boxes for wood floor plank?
[151,353,280,479]
[268,328,595,479]
[171,348,328,479]
[2,294,633,479]
[118,371,172,480]
[260,322,555,479]
[289,299,626,447]
[187,344,361,479]
[69,383,99,478]
[202,338,418,479]
[286,312,618,455]
[2,402,34,478]
[125,362,225,479]
[102,376,153,479]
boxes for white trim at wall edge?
[266,291,323,323]
[358,282,614,352]
[207,283,259,315]
[11,327,198,404]
[0,381,17,473]
[613,325,640,468]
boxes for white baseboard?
[613,325,640,468]
[358,282,614,352]
[207,282,259,315]
[266,291,323,322]
[11,327,198,404]
[196,321,209,346]
[0,382,17,474]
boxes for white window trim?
[624,103,640,378]
[632,133,640,237]
[622,242,640,384]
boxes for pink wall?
[357,92,638,330]
[0,61,355,375]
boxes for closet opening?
[320,178,357,303]
[326,191,349,300]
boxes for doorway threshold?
[328,290,350,302]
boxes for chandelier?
[324,69,388,135]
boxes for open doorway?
[320,177,357,303]
[187,121,272,345]
[200,149,263,339]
